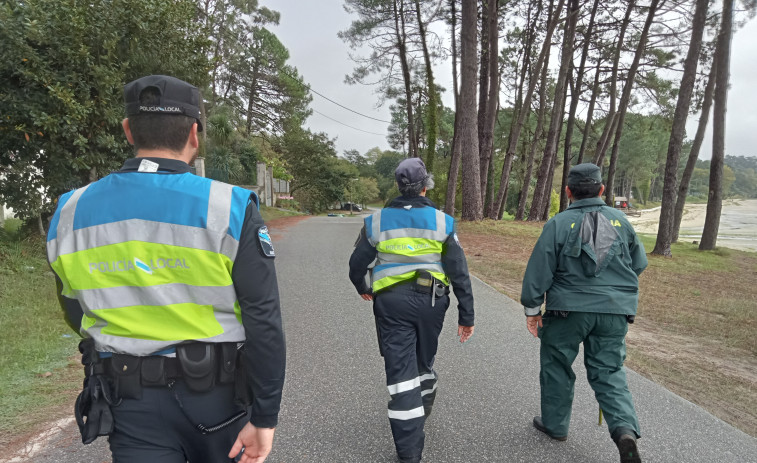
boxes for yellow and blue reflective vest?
[46,170,256,356]
[365,205,455,292]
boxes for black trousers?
[373,284,450,462]
[109,380,248,463]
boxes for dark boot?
[614,431,641,463]
[532,416,567,441]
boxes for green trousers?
[538,311,640,439]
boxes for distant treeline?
[687,156,757,199]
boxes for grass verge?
[259,205,304,222]
[458,220,757,438]
[0,223,82,449]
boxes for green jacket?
[520,197,648,316]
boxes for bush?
[549,190,560,218]
[277,198,300,210]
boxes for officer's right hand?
[457,325,474,343]
[360,293,373,301]
[229,423,275,463]
[526,315,543,338]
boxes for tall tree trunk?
[652,0,709,256]
[450,0,459,108]
[529,0,578,221]
[700,0,733,250]
[516,48,551,221]
[604,0,660,207]
[490,0,564,219]
[577,60,601,164]
[485,0,541,218]
[460,0,483,220]
[478,0,490,159]
[594,0,635,167]
[393,0,417,158]
[445,0,461,215]
[479,0,499,208]
[245,72,259,136]
[673,61,716,242]
[209,5,227,107]
[415,0,438,172]
[559,0,599,211]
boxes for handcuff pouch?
[177,343,216,392]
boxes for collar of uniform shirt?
[119,157,192,174]
[387,195,437,209]
[566,197,606,210]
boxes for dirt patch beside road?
[266,215,310,241]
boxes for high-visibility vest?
[365,205,454,293]
[46,171,256,356]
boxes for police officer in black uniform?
[348,158,475,463]
[47,75,285,463]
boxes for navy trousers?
[109,381,248,462]
[373,284,450,462]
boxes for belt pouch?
[110,355,143,400]
[414,270,433,294]
[141,356,167,386]
[177,343,216,393]
[218,343,237,384]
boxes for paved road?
[16,215,757,462]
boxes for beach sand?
[627,199,757,252]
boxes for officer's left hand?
[526,315,542,338]
[360,293,373,301]
[457,325,474,343]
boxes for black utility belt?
[104,342,243,400]
[543,310,636,324]
[410,271,449,296]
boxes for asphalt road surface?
[14,215,757,463]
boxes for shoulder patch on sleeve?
[257,226,275,258]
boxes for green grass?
[638,233,739,274]
[0,227,82,445]
[259,205,304,222]
[459,218,543,239]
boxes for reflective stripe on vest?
[366,206,453,292]
[47,173,250,355]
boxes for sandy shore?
[627,199,757,252]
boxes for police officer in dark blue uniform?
[47,75,285,463]
[349,158,475,463]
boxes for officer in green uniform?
[521,163,647,463]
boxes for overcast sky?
[268,1,757,160]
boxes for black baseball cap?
[395,157,428,186]
[124,75,203,132]
[568,163,603,186]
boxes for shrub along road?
[14,215,757,462]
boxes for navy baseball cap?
[124,75,203,132]
[395,157,428,186]
[568,163,603,186]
